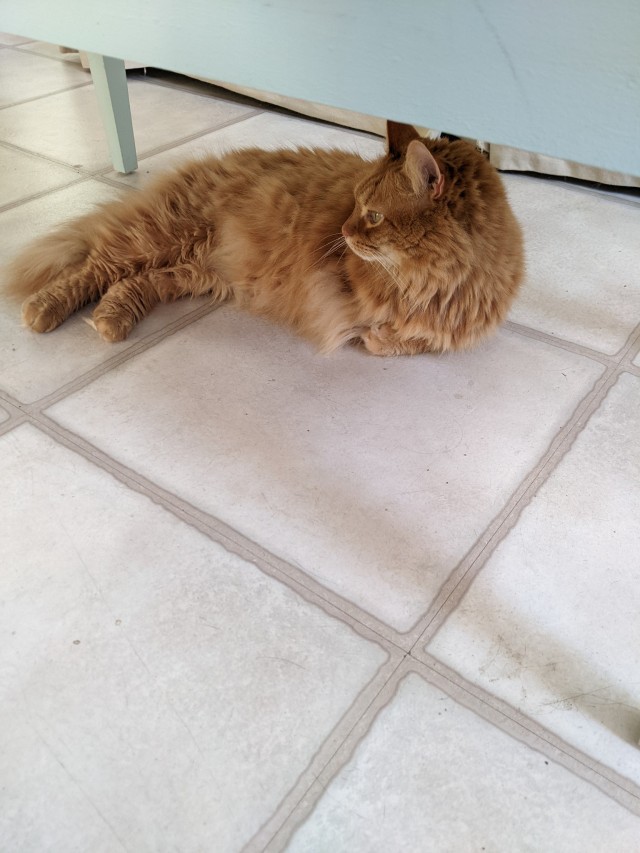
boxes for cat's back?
[175,145,368,190]
[209,145,372,204]
[181,146,375,255]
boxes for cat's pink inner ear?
[404,140,443,197]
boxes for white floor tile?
[0,181,206,403]
[0,425,386,853]
[506,175,640,354]
[0,48,88,107]
[428,373,640,785]
[0,145,80,207]
[46,309,603,631]
[0,406,8,423]
[0,78,255,171]
[105,112,384,188]
[288,674,640,853]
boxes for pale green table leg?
[87,53,138,174]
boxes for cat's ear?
[404,139,444,199]
[386,120,420,158]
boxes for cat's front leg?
[360,324,434,356]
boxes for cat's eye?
[365,210,384,226]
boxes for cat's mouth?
[344,238,378,262]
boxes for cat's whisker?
[300,235,347,275]
[369,250,411,296]
[311,233,344,256]
[320,237,347,259]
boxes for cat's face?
[342,127,444,272]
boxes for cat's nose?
[341,223,352,238]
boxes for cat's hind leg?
[91,275,162,342]
[91,265,229,342]
[22,263,173,340]
[22,267,104,333]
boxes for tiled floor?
[1,35,639,853]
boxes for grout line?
[0,410,27,436]
[0,80,93,111]
[1,329,412,649]
[405,321,640,652]
[413,654,640,808]
[407,360,621,650]
[250,657,410,852]
[262,657,640,851]
[92,174,139,192]
[22,410,406,652]
[0,391,31,435]
[503,320,616,366]
[619,323,640,368]
[19,302,219,412]
[0,138,101,178]
[93,108,264,178]
[0,174,89,214]
[0,167,132,217]
[0,110,262,193]
[1,103,364,215]
[613,322,640,364]
[0,388,25,410]
[0,97,260,187]
[258,661,411,850]
[243,652,405,853]
[0,326,403,652]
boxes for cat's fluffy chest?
[212,216,364,351]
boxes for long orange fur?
[5,121,524,356]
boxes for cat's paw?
[361,325,434,356]
[22,293,65,333]
[360,324,397,356]
[92,311,134,343]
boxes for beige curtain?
[489,144,640,188]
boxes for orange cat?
[5,121,523,356]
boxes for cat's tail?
[3,216,93,301]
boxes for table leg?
[87,53,138,174]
